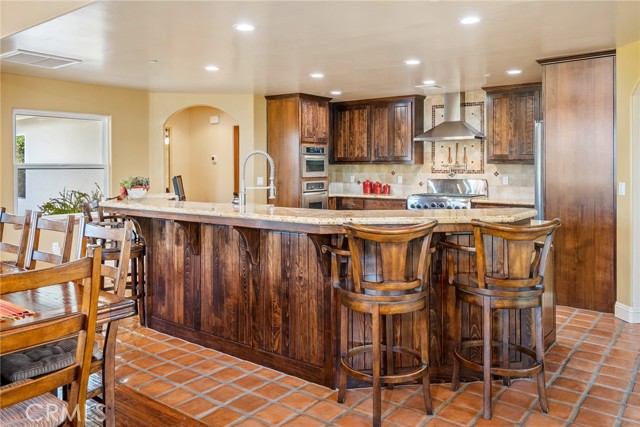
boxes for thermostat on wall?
[210,115,220,124]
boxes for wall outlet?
[52,242,61,255]
[397,176,403,184]
[350,175,355,183]
[619,182,626,196]
[257,176,264,186]
[502,175,509,185]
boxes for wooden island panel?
[138,217,335,386]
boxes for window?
[13,110,110,214]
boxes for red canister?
[373,181,382,194]
[383,184,391,195]
[363,180,372,194]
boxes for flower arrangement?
[119,176,150,197]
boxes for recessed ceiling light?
[148,59,159,64]
[422,80,436,85]
[310,72,324,79]
[330,90,342,95]
[233,23,255,32]
[204,65,220,71]
[506,69,522,75]
[459,16,481,25]
[404,59,421,65]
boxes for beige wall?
[148,93,267,204]
[165,106,238,202]
[0,73,149,207]
[616,40,640,315]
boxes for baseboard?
[614,302,640,323]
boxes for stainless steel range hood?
[414,93,485,141]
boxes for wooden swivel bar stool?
[83,201,147,325]
[330,221,437,427]
[443,218,560,419]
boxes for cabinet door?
[301,98,329,143]
[388,101,413,161]
[333,105,370,162]
[486,86,539,164]
[512,90,539,160]
[371,101,413,162]
[486,91,514,162]
[371,104,390,159]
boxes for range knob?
[438,202,446,208]
[454,206,461,209]
[461,206,468,209]
[415,203,423,209]
[430,202,437,208]
[409,203,416,209]
[446,205,453,209]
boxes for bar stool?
[326,221,437,427]
[83,200,147,325]
[442,218,560,419]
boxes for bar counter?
[102,199,545,387]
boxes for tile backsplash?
[328,91,535,200]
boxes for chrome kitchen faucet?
[239,150,276,205]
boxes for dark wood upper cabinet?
[301,97,329,143]
[332,104,370,162]
[331,95,424,164]
[484,83,541,164]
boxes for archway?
[163,105,239,203]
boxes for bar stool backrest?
[78,219,134,297]
[471,218,561,292]
[343,221,438,294]
[0,207,32,268]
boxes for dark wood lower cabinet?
[136,217,555,387]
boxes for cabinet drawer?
[337,198,365,210]
[363,199,406,210]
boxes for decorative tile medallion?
[430,102,485,175]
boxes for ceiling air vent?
[0,49,81,69]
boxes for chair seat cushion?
[0,379,67,427]
[0,339,100,383]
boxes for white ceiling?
[1,1,639,101]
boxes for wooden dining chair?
[0,207,32,269]
[77,219,133,427]
[83,201,147,324]
[24,211,75,270]
[0,246,103,427]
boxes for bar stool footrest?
[453,339,543,378]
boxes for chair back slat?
[0,208,32,268]
[25,211,75,269]
[0,247,103,424]
[344,221,437,294]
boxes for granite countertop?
[101,198,537,226]
[472,197,535,206]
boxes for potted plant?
[119,176,150,198]
[38,183,104,215]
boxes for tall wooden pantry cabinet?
[537,51,616,312]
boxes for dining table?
[0,265,136,426]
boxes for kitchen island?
[102,198,546,386]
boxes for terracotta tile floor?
[113,306,640,426]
